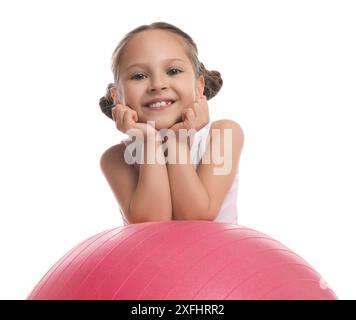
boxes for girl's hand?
[112,103,158,142]
[170,95,210,134]
[112,103,137,133]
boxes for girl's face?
[111,30,205,130]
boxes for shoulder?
[100,142,127,169]
[100,142,124,158]
[210,119,244,144]
[211,119,244,132]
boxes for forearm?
[130,138,172,223]
[166,137,210,220]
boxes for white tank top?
[120,121,239,225]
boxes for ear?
[196,75,205,98]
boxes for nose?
[148,74,168,92]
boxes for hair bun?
[200,63,223,100]
[99,83,115,120]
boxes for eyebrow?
[125,58,186,71]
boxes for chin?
[144,117,180,131]
[153,120,175,130]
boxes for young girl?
[99,22,244,225]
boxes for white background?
[0,0,355,300]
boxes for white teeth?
[148,101,173,108]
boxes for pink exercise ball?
[28,221,337,300]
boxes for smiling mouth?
[144,101,176,111]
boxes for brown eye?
[131,73,146,80]
[168,68,182,76]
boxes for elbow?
[129,215,172,224]
[128,198,172,224]
[197,209,218,221]
[194,196,217,221]
[174,212,216,222]
[196,199,219,221]
[174,204,217,222]
[128,209,172,224]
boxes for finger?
[189,106,197,117]
[111,106,117,121]
[113,103,124,122]
[197,95,206,105]
[123,110,135,131]
[118,110,129,132]
[122,111,132,132]
[132,110,138,122]
[117,108,125,125]
[195,97,208,117]
[191,100,200,115]
[186,108,195,119]
[113,101,123,112]
[194,100,203,116]
[181,108,189,121]
[183,108,195,124]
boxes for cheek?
[180,93,196,107]
[123,85,144,103]
[177,84,196,102]
[125,83,142,95]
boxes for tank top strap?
[190,121,213,169]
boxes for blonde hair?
[99,22,223,120]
